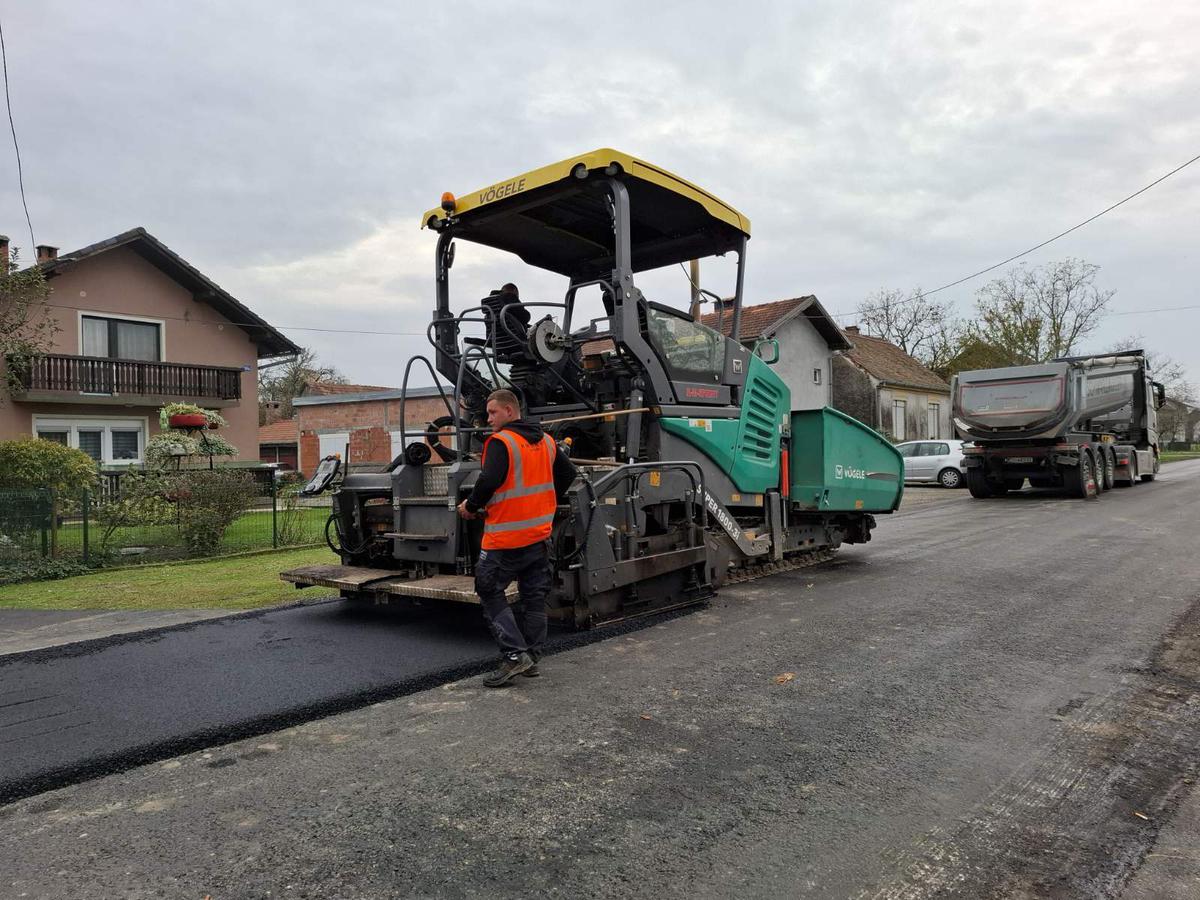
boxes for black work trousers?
[474,541,551,657]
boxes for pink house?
[0,228,299,464]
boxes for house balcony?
[5,353,244,408]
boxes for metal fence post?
[82,488,90,564]
[271,474,278,549]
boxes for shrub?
[0,556,96,586]
[0,437,97,494]
[93,471,177,551]
[274,485,321,546]
[174,470,253,555]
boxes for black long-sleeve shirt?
[465,419,578,513]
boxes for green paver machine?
[282,149,902,626]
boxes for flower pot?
[168,413,207,429]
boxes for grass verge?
[0,546,338,611]
[1162,451,1200,464]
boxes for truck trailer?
[281,149,904,627]
[951,351,1166,499]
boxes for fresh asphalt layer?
[2,460,1200,898]
[0,595,694,805]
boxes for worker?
[482,282,531,358]
[457,388,578,686]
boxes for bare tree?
[1106,335,1196,443]
[970,259,1113,363]
[856,288,961,373]
[258,347,347,423]
[1,248,59,402]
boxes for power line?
[1109,303,1200,316]
[835,150,1200,322]
[0,14,35,253]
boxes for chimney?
[845,325,860,334]
[36,244,59,264]
[0,235,8,271]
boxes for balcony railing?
[6,353,243,402]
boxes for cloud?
[2,0,1198,388]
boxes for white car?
[896,439,968,488]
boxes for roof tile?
[841,330,950,391]
[258,418,299,445]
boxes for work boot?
[522,651,542,678]
[483,652,534,688]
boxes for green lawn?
[53,505,331,558]
[0,546,339,611]
[1162,451,1200,464]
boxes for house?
[258,417,299,470]
[293,381,457,474]
[701,296,851,409]
[1159,398,1200,448]
[0,228,299,465]
[831,326,952,441]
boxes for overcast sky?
[2,1,1197,389]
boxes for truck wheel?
[938,468,963,489]
[1071,452,1098,499]
[1102,450,1116,490]
[966,469,993,498]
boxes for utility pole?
[688,259,701,320]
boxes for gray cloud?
[2,0,1197,388]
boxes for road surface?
[2,461,1199,898]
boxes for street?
[3,461,1200,898]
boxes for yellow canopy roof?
[420,149,750,278]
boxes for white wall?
[767,319,834,410]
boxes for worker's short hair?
[487,389,521,412]
[501,282,519,297]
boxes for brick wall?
[296,395,452,474]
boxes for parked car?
[896,439,968,488]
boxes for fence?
[0,469,332,577]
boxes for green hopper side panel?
[659,354,789,494]
[789,407,903,512]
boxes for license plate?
[1006,457,1034,464]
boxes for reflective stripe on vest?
[482,431,557,550]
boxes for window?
[813,368,823,385]
[896,443,917,458]
[928,402,941,439]
[36,429,69,446]
[111,430,142,460]
[33,417,146,464]
[81,315,161,361]
[892,399,907,441]
[77,429,103,462]
[918,442,949,457]
[644,305,726,382]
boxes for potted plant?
[161,402,210,430]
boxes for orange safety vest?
[481,429,558,550]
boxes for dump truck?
[282,149,903,626]
[952,351,1166,499]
